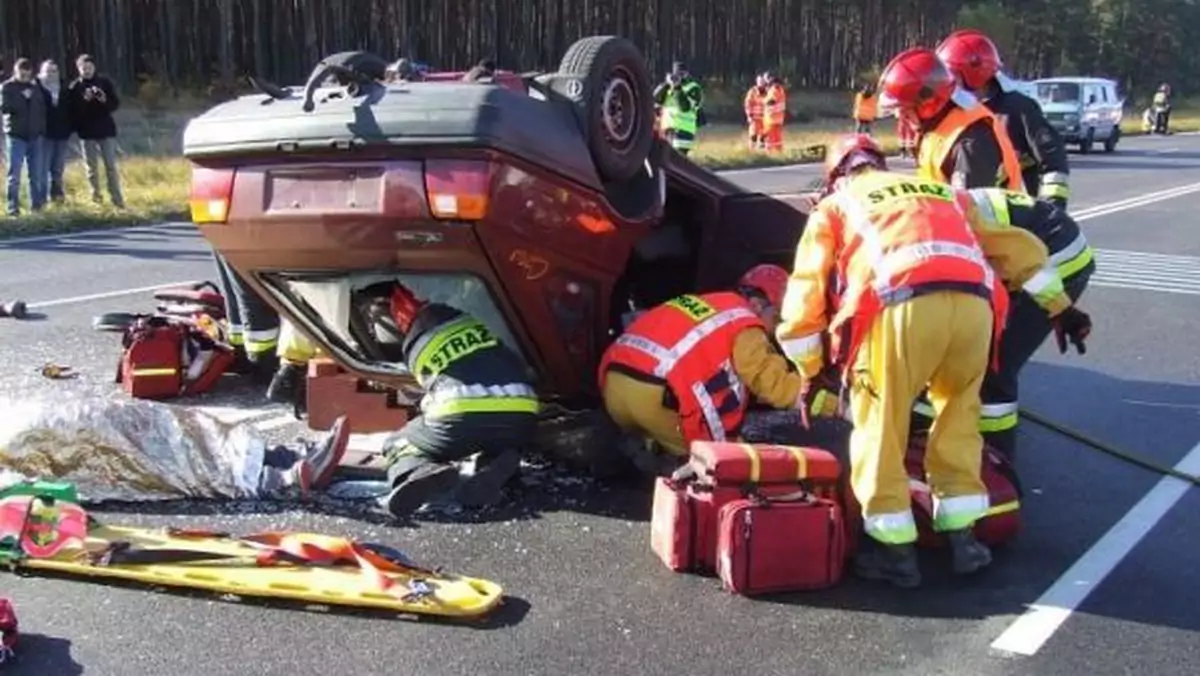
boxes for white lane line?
[25,281,199,309]
[1073,181,1200,220]
[991,440,1200,656]
[0,221,195,247]
[1088,249,1200,296]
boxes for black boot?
[945,528,993,575]
[266,361,307,406]
[854,539,922,588]
[456,449,521,508]
[383,464,461,518]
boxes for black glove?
[1047,196,1068,211]
[1052,307,1092,355]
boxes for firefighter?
[265,320,319,409]
[762,72,787,152]
[653,61,704,156]
[878,48,1023,191]
[378,283,539,518]
[776,135,1091,587]
[598,265,837,475]
[853,83,878,134]
[912,189,1094,459]
[744,74,768,150]
[1152,83,1172,134]
[937,30,1071,208]
[213,251,280,381]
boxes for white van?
[1032,77,1124,153]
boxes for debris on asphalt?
[39,363,77,380]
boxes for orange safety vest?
[853,93,878,122]
[763,84,786,127]
[744,87,765,120]
[918,104,1024,191]
[598,292,764,443]
[821,172,1010,371]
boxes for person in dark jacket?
[37,60,72,203]
[937,30,1071,207]
[377,283,539,519]
[67,54,123,208]
[1,58,47,216]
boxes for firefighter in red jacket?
[879,48,1024,192]
[937,30,1072,207]
[599,265,828,474]
[777,135,1091,588]
[744,74,768,150]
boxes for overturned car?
[182,37,812,463]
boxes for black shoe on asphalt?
[456,449,521,508]
[945,528,993,575]
[383,464,461,518]
[266,361,306,405]
[854,541,922,589]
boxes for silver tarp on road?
[0,395,265,502]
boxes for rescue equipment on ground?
[715,489,847,595]
[117,314,236,399]
[650,443,843,577]
[153,281,226,322]
[0,480,503,619]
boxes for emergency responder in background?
[853,83,878,134]
[912,189,1094,458]
[598,265,835,475]
[462,58,496,83]
[776,135,1091,588]
[653,61,705,156]
[937,30,1071,207]
[377,283,539,518]
[213,252,280,382]
[744,74,768,150]
[1152,83,1172,134]
[878,48,1023,191]
[762,72,787,152]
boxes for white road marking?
[991,440,1200,657]
[25,281,199,309]
[1072,181,1200,220]
[1089,249,1200,296]
[0,221,195,247]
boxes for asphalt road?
[2,133,1200,675]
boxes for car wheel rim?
[601,69,637,151]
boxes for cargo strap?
[87,529,440,599]
[737,443,810,483]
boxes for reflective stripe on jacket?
[965,188,1095,286]
[918,103,1024,191]
[744,87,765,120]
[598,292,764,443]
[763,84,787,127]
[661,81,702,134]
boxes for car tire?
[555,36,655,183]
[1103,126,1120,153]
[1079,128,1094,154]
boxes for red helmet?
[936,29,1002,91]
[878,48,957,123]
[389,284,426,333]
[824,134,886,184]
[738,264,789,309]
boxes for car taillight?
[189,167,235,224]
[424,160,490,220]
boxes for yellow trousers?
[601,371,688,456]
[277,320,319,364]
[848,292,992,545]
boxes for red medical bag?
[650,443,842,574]
[117,316,235,399]
[715,491,847,595]
[906,435,1023,548]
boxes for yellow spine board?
[14,525,502,618]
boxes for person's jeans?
[43,138,70,201]
[5,136,46,215]
[81,137,124,207]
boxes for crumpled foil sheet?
[0,394,265,503]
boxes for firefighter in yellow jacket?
[776,135,1091,588]
[599,265,828,474]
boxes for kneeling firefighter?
[912,189,1094,458]
[879,48,1024,192]
[937,30,1072,207]
[776,135,1090,588]
[598,265,837,474]
[379,284,539,518]
[213,251,281,381]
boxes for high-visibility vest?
[918,103,1024,191]
[853,93,878,122]
[763,84,787,127]
[660,81,702,134]
[1153,91,1169,107]
[802,171,1009,370]
[744,87,765,120]
[598,292,763,443]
